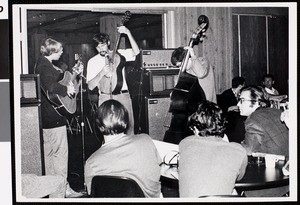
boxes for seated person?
[219,77,245,113]
[262,74,279,96]
[84,99,161,197]
[178,101,248,197]
[238,86,289,197]
[238,86,289,156]
[218,76,247,143]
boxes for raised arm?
[117,26,140,56]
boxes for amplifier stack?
[130,49,180,139]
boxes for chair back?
[90,175,145,198]
[199,195,245,198]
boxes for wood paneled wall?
[172,7,233,94]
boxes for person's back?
[243,107,289,156]
[85,133,161,197]
[179,136,247,197]
[178,101,248,197]
[84,99,161,198]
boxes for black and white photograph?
[10,1,297,203]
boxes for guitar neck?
[111,32,121,60]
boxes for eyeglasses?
[238,98,256,104]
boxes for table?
[235,156,289,191]
[160,156,289,191]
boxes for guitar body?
[99,53,126,94]
[47,71,81,116]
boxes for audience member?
[238,86,289,197]
[179,101,248,197]
[84,99,161,197]
[262,74,279,95]
[219,77,245,113]
[238,86,288,156]
[218,77,247,143]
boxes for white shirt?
[86,48,136,93]
[265,87,279,95]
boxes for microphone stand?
[79,74,87,193]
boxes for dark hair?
[96,99,128,135]
[93,33,110,47]
[171,47,187,66]
[188,101,227,137]
[232,77,245,88]
[262,74,275,81]
[240,86,270,107]
[40,38,62,56]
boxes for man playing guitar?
[34,37,85,198]
[86,25,140,135]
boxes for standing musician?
[163,45,217,144]
[34,37,84,198]
[86,25,140,135]
[171,46,217,103]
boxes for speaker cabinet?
[21,105,44,176]
[20,74,44,176]
[141,96,172,141]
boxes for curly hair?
[40,38,62,56]
[96,99,128,135]
[188,101,227,137]
[93,33,110,47]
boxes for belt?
[101,90,129,95]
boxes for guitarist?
[86,26,140,135]
[34,38,84,197]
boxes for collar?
[102,133,126,147]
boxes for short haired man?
[179,101,248,197]
[238,86,289,197]
[238,86,288,156]
[218,77,246,143]
[219,76,245,113]
[84,99,161,197]
[262,74,279,95]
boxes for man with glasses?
[238,86,288,156]
[237,86,289,197]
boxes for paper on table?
[152,140,179,160]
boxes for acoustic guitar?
[47,54,83,116]
[99,11,131,95]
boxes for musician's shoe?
[65,185,87,198]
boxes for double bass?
[163,15,209,144]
